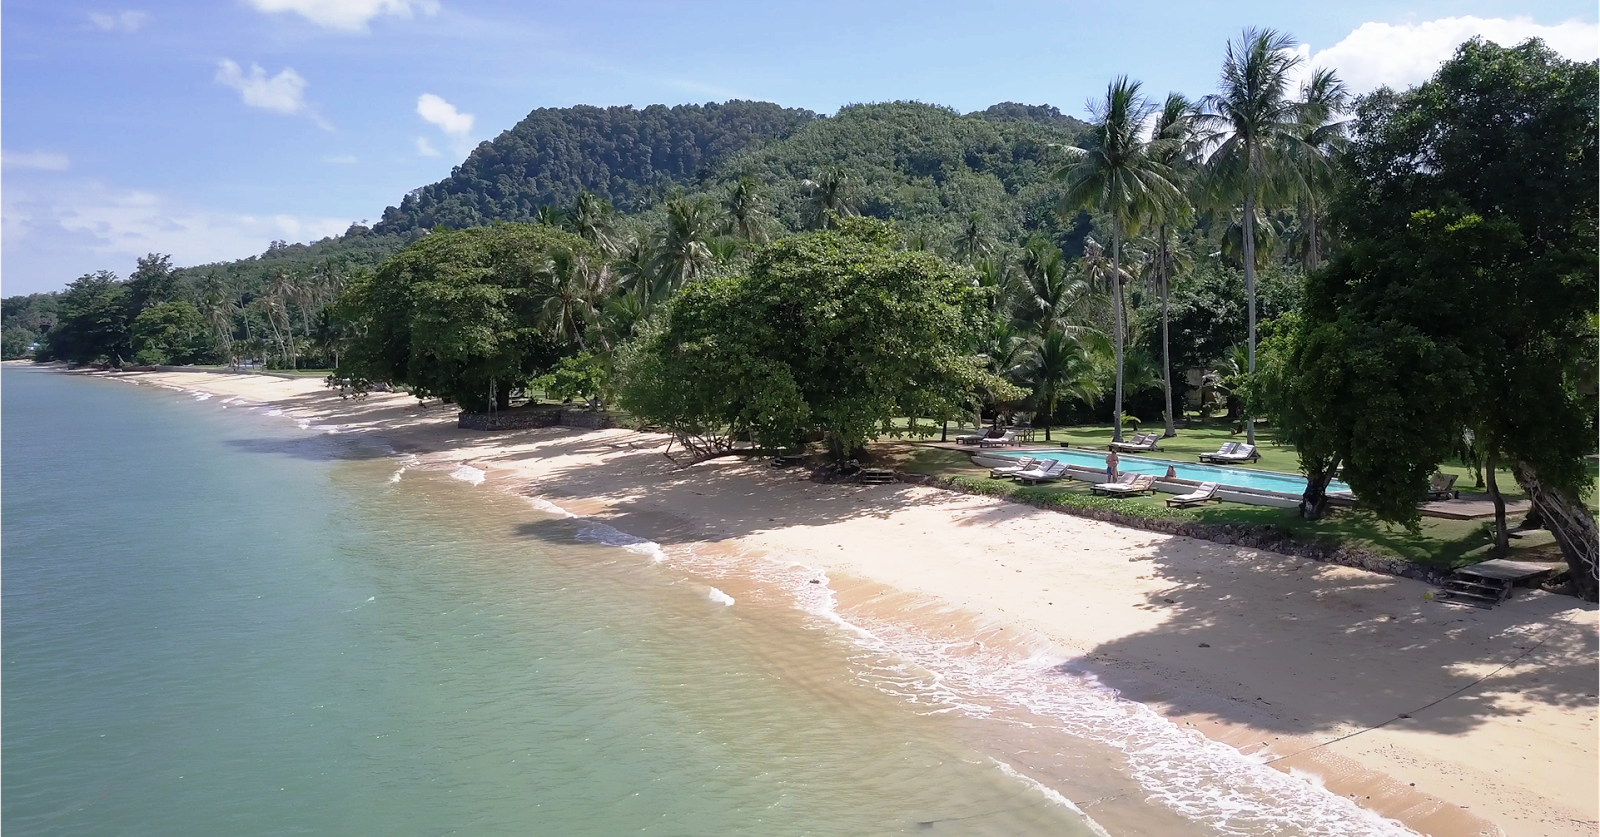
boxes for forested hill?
[6,97,1093,338]
[373,100,818,234]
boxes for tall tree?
[655,196,718,294]
[1146,93,1199,437]
[1020,329,1102,441]
[1288,68,1351,272]
[126,253,179,312]
[953,213,991,264]
[799,167,858,229]
[721,176,772,244]
[1057,76,1180,441]
[1197,28,1306,445]
[567,191,621,256]
[1260,39,1598,596]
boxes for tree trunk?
[1486,450,1508,558]
[1242,194,1258,446]
[1305,209,1320,272]
[495,384,511,412]
[1159,225,1175,438]
[941,420,948,442]
[1111,223,1125,443]
[1510,460,1598,601]
[1299,455,1341,521]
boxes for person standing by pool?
[1105,449,1120,482]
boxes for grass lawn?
[878,445,1562,572]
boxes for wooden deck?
[1456,558,1564,583]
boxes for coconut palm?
[800,167,858,229]
[1288,68,1350,271]
[1196,28,1307,444]
[536,247,611,350]
[953,213,991,263]
[567,191,620,256]
[1020,329,1103,441]
[200,276,236,363]
[1018,237,1095,338]
[721,176,771,244]
[612,232,660,308]
[1057,76,1181,442]
[655,197,717,295]
[1146,92,1200,437]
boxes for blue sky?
[3,0,1596,295]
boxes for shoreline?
[32,364,1598,837]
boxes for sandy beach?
[71,367,1599,837]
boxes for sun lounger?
[954,432,985,445]
[1091,473,1158,497]
[978,430,1018,448]
[1200,442,1259,463]
[1109,433,1161,453]
[1166,481,1221,507]
[988,456,1037,478]
[1013,460,1069,485]
[1426,472,1460,500]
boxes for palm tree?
[800,167,857,229]
[1147,93,1199,437]
[534,205,567,228]
[536,247,610,350]
[953,213,990,263]
[721,176,770,244]
[1018,236,1095,338]
[1197,28,1306,445]
[655,197,717,295]
[1288,68,1350,272]
[611,232,660,308]
[567,191,620,256]
[1057,76,1181,442]
[1020,329,1102,441]
[200,276,236,363]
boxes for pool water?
[991,448,1351,495]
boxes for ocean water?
[3,369,1421,837]
[1,369,1104,836]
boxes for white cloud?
[415,137,441,157]
[1,180,351,294]
[1300,16,1600,93]
[245,0,440,32]
[416,93,473,136]
[3,150,71,171]
[87,10,150,32]
[215,60,308,114]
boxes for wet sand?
[64,368,1600,837]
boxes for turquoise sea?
[3,369,1420,836]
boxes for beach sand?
[74,368,1600,837]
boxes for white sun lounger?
[1013,459,1068,485]
[988,456,1037,478]
[1166,481,1221,508]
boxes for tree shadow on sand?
[1064,533,1596,739]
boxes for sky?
[3,0,1596,295]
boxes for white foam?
[707,587,735,606]
[266,409,284,416]
[388,455,420,484]
[523,496,577,518]
[574,523,669,563]
[192,392,212,401]
[990,759,1112,837]
[645,541,1420,837]
[448,465,486,486]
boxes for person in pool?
[1105,448,1120,482]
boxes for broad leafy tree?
[39,271,133,365]
[131,301,211,365]
[1260,39,1598,597]
[617,218,1005,459]
[334,224,592,411]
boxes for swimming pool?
[989,448,1351,495]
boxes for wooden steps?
[1429,559,1562,609]
[856,468,897,485]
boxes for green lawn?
[883,445,1560,572]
